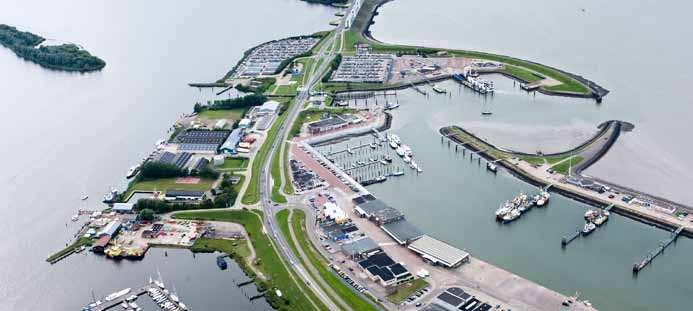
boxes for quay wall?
[440,127,693,239]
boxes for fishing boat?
[105,288,131,301]
[581,222,596,235]
[486,162,497,173]
[432,84,447,93]
[535,191,550,207]
[502,209,521,223]
[217,256,228,270]
[593,211,609,226]
[102,188,118,203]
[495,202,512,220]
[396,147,406,157]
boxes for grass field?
[216,158,249,171]
[190,237,250,258]
[282,142,294,195]
[290,210,380,311]
[386,278,429,304]
[271,140,287,203]
[242,99,294,205]
[172,209,315,311]
[46,236,92,263]
[550,156,584,175]
[123,177,215,201]
[502,65,544,83]
[197,107,247,120]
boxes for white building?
[238,118,252,128]
[257,100,280,115]
[323,202,348,223]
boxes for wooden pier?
[632,226,684,274]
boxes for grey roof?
[356,199,403,223]
[341,237,380,256]
[408,235,470,268]
[381,219,423,244]
[112,203,134,212]
[165,190,205,197]
[308,116,347,129]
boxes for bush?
[139,162,185,180]
[136,198,213,214]
[321,54,342,82]
[210,94,267,110]
[138,208,155,221]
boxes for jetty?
[632,226,684,274]
[188,82,229,88]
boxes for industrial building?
[340,237,381,260]
[219,128,245,154]
[112,203,134,214]
[97,220,121,237]
[174,129,231,153]
[357,252,413,287]
[257,100,280,115]
[307,116,349,134]
[408,235,470,268]
[354,198,404,225]
[381,219,423,245]
[164,190,205,201]
[155,151,193,169]
[428,287,492,311]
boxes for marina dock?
[633,226,684,274]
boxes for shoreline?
[440,126,693,238]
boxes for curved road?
[257,5,351,310]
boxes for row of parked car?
[403,286,430,307]
[329,263,368,294]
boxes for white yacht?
[105,288,131,301]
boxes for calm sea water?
[363,0,693,309]
[0,0,334,310]
[370,0,693,206]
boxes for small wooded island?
[0,24,105,72]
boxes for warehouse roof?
[408,235,470,268]
[381,219,423,244]
[356,199,403,223]
[341,237,380,256]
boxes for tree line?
[0,24,105,72]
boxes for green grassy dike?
[172,209,316,311]
[242,99,294,205]
[46,236,92,264]
[288,209,382,311]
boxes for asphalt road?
[256,5,350,310]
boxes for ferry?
[105,288,131,301]
[126,164,140,179]
[486,162,497,173]
[432,84,447,94]
[385,102,400,110]
[582,222,596,235]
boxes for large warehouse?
[408,235,470,268]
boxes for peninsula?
[0,24,105,72]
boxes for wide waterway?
[371,0,693,206]
[0,0,335,310]
[327,82,693,310]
